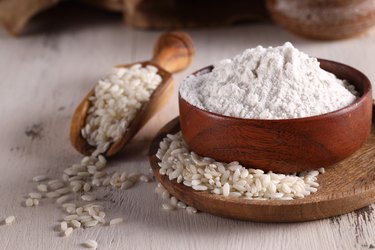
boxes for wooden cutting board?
[149,107,375,222]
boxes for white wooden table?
[1,6,375,250]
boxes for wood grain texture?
[149,113,375,222]
[70,31,194,156]
[179,60,373,173]
[1,8,375,249]
[151,31,195,74]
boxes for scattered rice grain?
[33,175,47,182]
[64,227,73,237]
[4,216,15,225]
[109,218,123,225]
[83,239,98,249]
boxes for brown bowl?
[266,0,375,40]
[179,59,373,173]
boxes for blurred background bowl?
[266,0,375,40]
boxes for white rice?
[60,221,68,231]
[83,240,98,249]
[83,183,91,192]
[155,183,198,214]
[28,192,42,199]
[157,132,324,200]
[32,199,39,206]
[83,220,98,228]
[23,65,161,245]
[139,175,151,183]
[25,198,34,207]
[109,218,123,225]
[81,195,95,202]
[4,216,15,225]
[82,64,162,148]
[32,175,47,182]
[71,220,81,228]
[37,184,48,192]
[177,201,187,209]
[64,214,79,221]
[49,181,65,190]
[64,227,73,237]
[186,206,197,214]
[56,195,71,204]
[162,203,176,211]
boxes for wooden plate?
[149,112,375,222]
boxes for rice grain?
[60,221,68,231]
[37,184,48,192]
[83,239,98,249]
[29,192,42,199]
[81,195,95,202]
[157,132,324,200]
[109,218,123,225]
[25,198,34,207]
[64,227,73,237]
[4,216,15,225]
[33,175,47,182]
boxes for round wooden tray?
[149,114,375,222]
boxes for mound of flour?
[179,42,358,119]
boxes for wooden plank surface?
[0,5,375,250]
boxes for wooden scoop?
[70,31,195,156]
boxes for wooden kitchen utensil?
[70,31,195,157]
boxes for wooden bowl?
[179,59,373,173]
[266,0,375,40]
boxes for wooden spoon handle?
[151,31,195,73]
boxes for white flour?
[179,42,358,119]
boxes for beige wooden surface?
[0,6,375,250]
